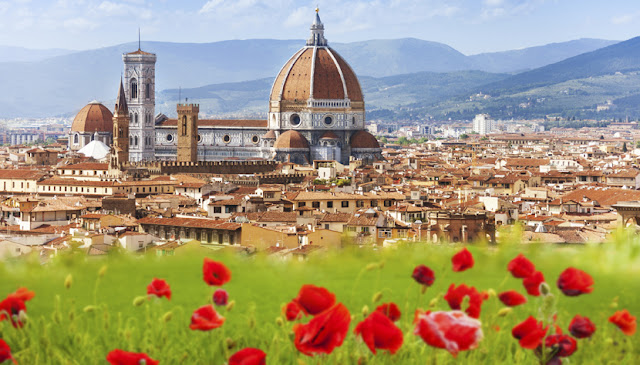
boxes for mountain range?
[0,37,618,118]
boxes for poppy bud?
[162,311,173,323]
[69,310,75,321]
[372,291,383,303]
[365,263,379,271]
[276,317,284,327]
[604,338,614,346]
[98,265,108,278]
[225,338,235,350]
[429,298,438,308]
[226,300,236,312]
[539,282,551,296]
[362,305,370,317]
[133,296,146,307]
[18,310,28,325]
[64,274,73,289]
[498,308,512,317]
[83,305,97,313]
[487,289,497,298]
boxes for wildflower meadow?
[0,229,639,364]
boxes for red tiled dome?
[350,130,380,149]
[71,101,113,133]
[274,130,310,149]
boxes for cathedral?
[69,10,382,166]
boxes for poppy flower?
[284,301,302,321]
[228,348,266,365]
[0,288,35,328]
[444,283,488,319]
[106,349,159,365]
[293,303,351,356]
[545,334,577,357]
[414,310,483,357]
[557,268,594,297]
[375,302,401,322]
[213,289,229,306]
[522,271,545,296]
[202,258,231,286]
[354,311,403,355]
[147,278,171,300]
[293,284,336,316]
[609,309,636,336]
[512,316,548,349]
[411,265,435,286]
[498,290,527,307]
[569,315,596,339]
[451,247,474,272]
[0,339,16,364]
[507,254,536,279]
[189,304,225,331]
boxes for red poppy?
[557,267,594,297]
[414,310,483,357]
[0,287,35,328]
[293,303,351,356]
[228,348,266,365]
[609,309,636,336]
[522,271,545,296]
[451,247,474,272]
[189,304,225,331]
[147,278,171,300]
[202,258,231,286]
[213,289,229,306]
[507,254,536,279]
[569,315,596,339]
[0,339,16,364]
[411,265,435,286]
[498,290,527,307]
[443,283,488,319]
[512,316,548,349]
[545,334,577,357]
[375,302,401,322]
[106,349,159,365]
[293,284,336,316]
[284,301,302,321]
[354,311,403,355]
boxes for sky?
[0,0,640,55]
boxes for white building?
[472,114,496,135]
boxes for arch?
[145,79,151,99]
[134,135,138,146]
[181,116,188,135]
[130,78,138,99]
[73,133,79,144]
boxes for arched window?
[73,134,79,144]
[118,128,122,137]
[130,136,133,145]
[134,136,138,146]
[182,116,188,136]
[130,78,138,99]
[145,79,151,99]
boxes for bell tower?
[123,41,156,162]
[110,78,130,170]
[176,103,199,163]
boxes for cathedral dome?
[350,130,380,149]
[274,130,310,149]
[71,101,113,133]
[269,11,363,110]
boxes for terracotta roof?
[0,169,45,180]
[262,130,277,139]
[137,217,241,230]
[60,162,109,171]
[159,119,267,128]
[320,131,340,139]
[274,130,310,149]
[319,212,351,223]
[126,49,154,56]
[71,102,113,133]
[561,187,640,207]
[350,130,380,149]
[608,170,640,178]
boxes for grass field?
[1,229,639,364]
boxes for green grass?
[1,230,639,364]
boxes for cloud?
[0,2,10,15]
[484,0,504,6]
[611,13,638,25]
[96,1,152,19]
[63,17,99,30]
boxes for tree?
[460,134,469,140]
[622,142,628,153]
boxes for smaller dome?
[262,130,277,139]
[78,140,110,160]
[274,130,310,149]
[71,102,113,133]
[350,130,380,149]
[320,131,340,139]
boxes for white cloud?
[484,0,504,6]
[0,2,10,15]
[611,13,638,25]
[63,17,98,30]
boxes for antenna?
[138,27,141,50]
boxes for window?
[312,202,320,208]
[384,200,392,207]
[398,230,407,238]
[251,135,259,144]
[324,116,333,126]
[213,207,222,214]
[378,229,392,238]
[298,202,306,208]
[324,224,329,229]
[182,116,187,135]
[130,78,138,99]
[290,114,301,126]
[166,134,173,142]
[356,200,364,208]
[348,227,356,232]
[341,201,349,208]
[134,136,138,146]
[223,135,231,144]
[73,134,79,144]
[371,200,378,207]
[327,201,333,208]
[145,80,151,99]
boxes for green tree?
[460,134,469,140]
[622,142,628,152]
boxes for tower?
[176,103,199,163]
[123,44,156,161]
[110,78,130,169]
